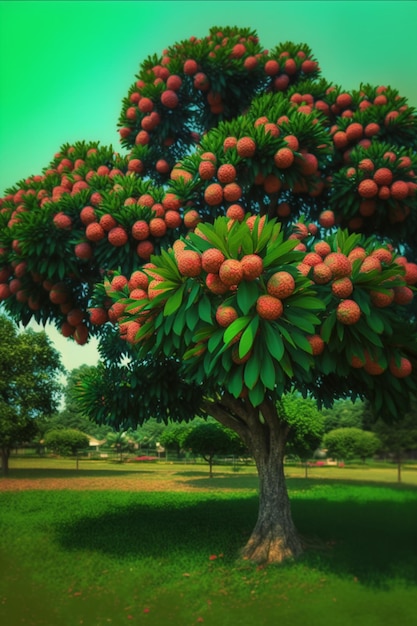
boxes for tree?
[323,427,381,463]
[372,412,417,482]
[1,26,417,562]
[182,421,247,477]
[321,398,370,432]
[158,420,197,460]
[38,365,111,440]
[105,430,135,462]
[281,394,325,477]
[44,428,90,469]
[0,314,63,474]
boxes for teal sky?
[1,0,417,369]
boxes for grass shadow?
[55,489,417,587]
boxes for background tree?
[182,420,247,477]
[158,420,199,460]
[1,26,417,563]
[0,313,63,474]
[323,427,381,463]
[321,398,372,432]
[105,430,135,462]
[43,428,89,470]
[281,394,325,477]
[372,411,417,482]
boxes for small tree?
[159,421,197,460]
[281,395,325,477]
[182,421,247,477]
[105,430,135,462]
[323,427,380,463]
[372,412,417,482]
[0,314,63,474]
[44,428,90,469]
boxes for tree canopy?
[0,313,63,473]
[1,25,417,563]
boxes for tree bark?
[203,394,303,564]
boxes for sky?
[1,0,417,371]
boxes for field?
[1,458,417,626]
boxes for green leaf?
[263,240,300,268]
[198,295,213,324]
[357,321,383,347]
[287,295,325,311]
[284,310,317,334]
[279,352,294,378]
[185,281,201,310]
[228,366,244,398]
[244,355,261,389]
[173,307,186,335]
[223,316,251,346]
[248,380,265,407]
[321,312,336,343]
[260,351,276,390]
[237,281,259,315]
[366,310,385,334]
[263,323,285,361]
[208,328,225,353]
[163,283,186,316]
[239,316,259,359]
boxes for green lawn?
[1,460,416,626]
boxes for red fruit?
[217,164,236,183]
[49,282,69,305]
[138,97,154,113]
[128,159,144,174]
[358,159,375,173]
[99,214,117,232]
[389,357,412,378]
[301,59,318,74]
[199,160,217,180]
[240,254,263,280]
[256,295,283,320]
[108,227,128,247]
[80,206,96,225]
[313,263,333,284]
[313,241,332,258]
[226,204,245,221]
[161,89,179,108]
[263,175,281,194]
[193,72,210,90]
[390,180,409,200]
[359,199,377,216]
[223,182,242,202]
[236,137,256,158]
[162,193,181,211]
[183,210,201,230]
[89,307,108,326]
[274,147,294,168]
[266,271,295,299]
[324,252,352,278]
[307,334,325,356]
[128,270,149,291]
[373,168,393,186]
[67,308,85,327]
[111,275,128,291]
[336,299,361,325]
[332,277,353,298]
[370,289,394,307]
[53,212,72,229]
[166,74,182,90]
[318,210,335,228]
[360,257,381,273]
[364,352,386,375]
[304,252,323,267]
[284,58,297,75]
[219,259,243,286]
[0,283,11,300]
[332,131,348,150]
[345,122,363,142]
[223,136,238,151]
[370,248,392,264]
[131,220,150,241]
[404,263,417,285]
[74,242,93,260]
[358,179,378,198]
[393,286,413,305]
[283,134,299,151]
[183,59,198,75]
[74,323,89,345]
[298,152,318,176]
[215,305,238,327]
[264,59,280,75]
[204,183,223,206]
[177,250,202,277]
[135,241,153,260]
[149,217,167,238]
[201,248,226,273]
[205,273,229,294]
[336,93,352,109]
[164,210,182,229]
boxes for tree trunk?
[204,394,303,564]
[1,447,9,476]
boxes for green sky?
[1,0,416,368]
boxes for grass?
[1,460,417,626]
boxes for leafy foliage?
[43,428,90,457]
[323,427,381,462]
